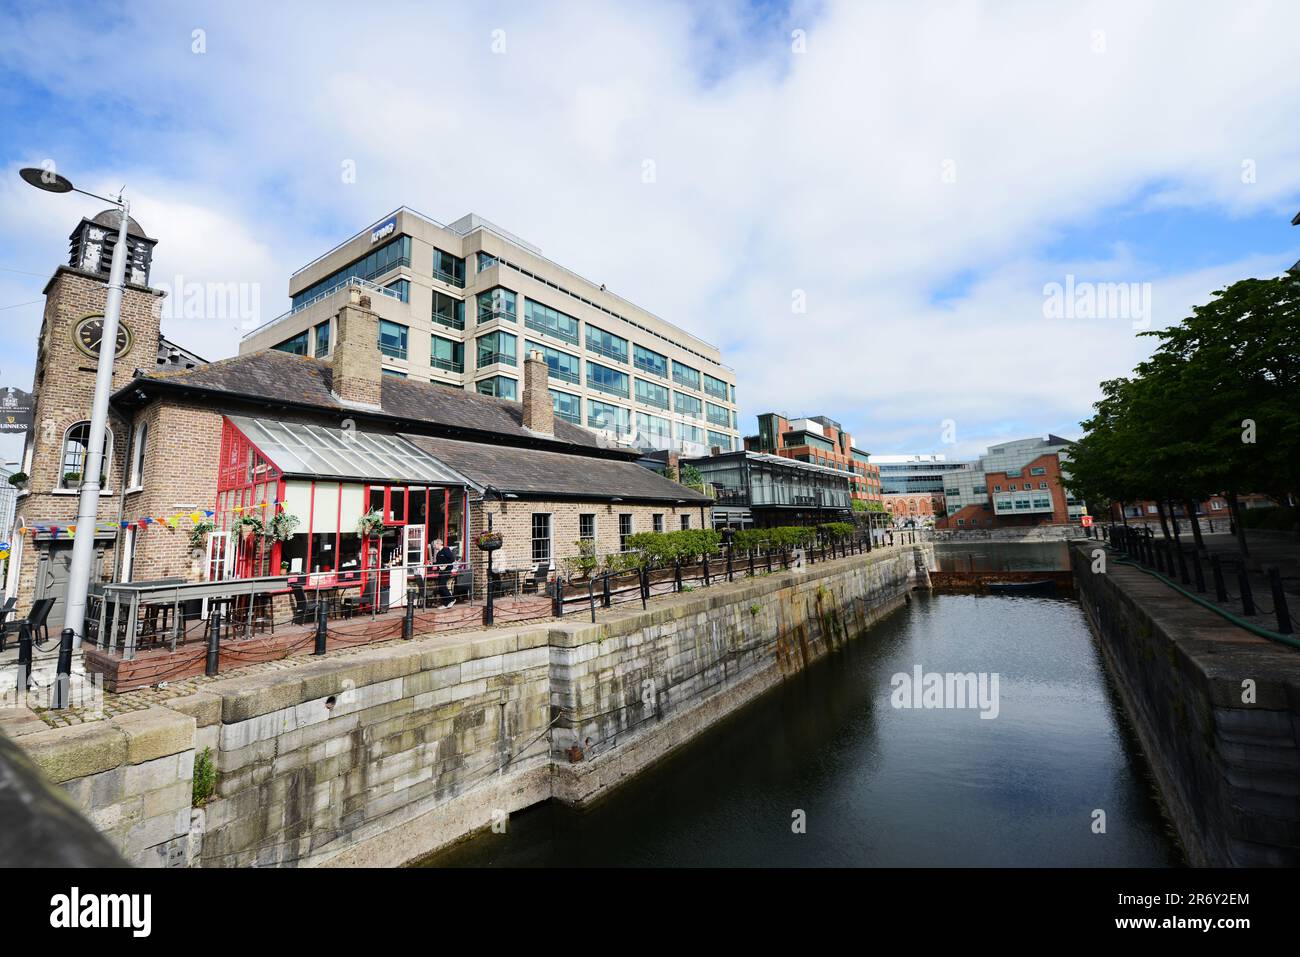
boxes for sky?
[1,0,1298,467]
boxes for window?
[618,513,633,550]
[652,513,664,533]
[383,369,407,378]
[477,251,497,272]
[633,344,668,379]
[680,514,691,530]
[378,320,408,360]
[551,389,581,424]
[674,392,703,419]
[432,248,466,287]
[384,279,410,303]
[635,378,670,410]
[272,329,310,355]
[705,402,730,427]
[291,235,411,308]
[531,513,552,564]
[129,422,148,488]
[477,287,516,324]
[678,423,705,445]
[432,291,465,330]
[707,430,733,451]
[703,373,729,400]
[431,335,464,373]
[523,299,579,344]
[313,321,330,358]
[587,361,629,398]
[1038,481,1048,490]
[476,376,517,400]
[579,513,596,542]
[635,411,671,440]
[586,325,627,363]
[1031,466,1047,476]
[526,340,580,384]
[993,485,1002,492]
[60,422,111,489]
[476,329,517,367]
[672,360,700,390]
[588,399,629,433]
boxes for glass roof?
[226,416,474,487]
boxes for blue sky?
[2,0,1299,466]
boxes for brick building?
[6,212,710,629]
[934,435,1084,530]
[882,492,943,526]
[744,413,883,509]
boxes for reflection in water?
[933,541,1071,572]
[421,585,1181,868]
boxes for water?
[420,553,1180,867]
[933,541,1071,572]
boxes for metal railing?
[240,276,405,341]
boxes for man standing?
[432,538,457,608]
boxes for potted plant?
[268,511,301,542]
[475,530,503,551]
[63,471,82,487]
[233,514,264,542]
[356,510,386,539]
[6,471,28,490]
[188,519,215,551]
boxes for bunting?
[20,508,219,538]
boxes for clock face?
[73,315,132,359]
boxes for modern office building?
[870,453,967,524]
[935,435,1084,529]
[683,450,853,529]
[744,413,882,508]
[241,209,741,457]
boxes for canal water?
[420,544,1181,867]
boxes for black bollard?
[702,554,710,586]
[602,572,612,608]
[675,557,683,592]
[15,622,32,693]
[727,547,734,581]
[314,600,327,656]
[53,628,74,709]
[206,609,223,676]
[403,591,416,639]
[748,549,755,577]
[1268,567,1292,634]
[639,565,648,609]
[552,576,565,618]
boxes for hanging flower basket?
[356,510,386,539]
[475,531,503,552]
[268,511,301,542]
[234,515,264,541]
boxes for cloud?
[1,0,1298,470]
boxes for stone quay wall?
[9,544,931,867]
[1072,544,1300,866]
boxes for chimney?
[521,349,553,435]
[331,287,382,408]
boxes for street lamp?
[20,167,131,648]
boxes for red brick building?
[745,413,883,510]
[882,492,944,525]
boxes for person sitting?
[431,538,457,608]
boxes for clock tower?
[8,210,167,617]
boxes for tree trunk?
[1226,489,1250,558]
[1185,498,1205,550]
[1119,501,1129,527]
[1156,500,1172,540]
[1168,499,1183,546]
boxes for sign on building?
[0,388,34,434]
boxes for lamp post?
[20,168,130,648]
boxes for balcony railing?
[242,276,405,341]
[431,356,464,373]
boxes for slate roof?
[119,349,613,455]
[404,433,713,504]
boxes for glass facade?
[433,248,466,287]
[586,325,627,363]
[550,389,581,424]
[477,286,516,324]
[378,320,408,360]
[587,361,629,398]
[703,373,729,400]
[707,430,733,451]
[292,235,411,308]
[273,329,310,355]
[679,422,705,445]
[524,299,579,345]
[476,376,517,399]
[313,321,330,358]
[587,399,630,433]
[672,360,700,390]
[633,344,668,379]
[674,392,703,419]
[384,278,410,303]
[476,329,517,367]
[636,411,671,440]
[706,401,731,427]
[635,378,670,410]
[431,335,464,373]
[432,291,465,330]
[526,339,580,384]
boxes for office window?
[382,369,407,378]
[706,402,731,427]
[477,287,516,324]
[588,399,630,433]
[313,321,330,358]
[526,339,580,384]
[1031,466,1047,476]
[586,325,627,363]
[531,513,552,564]
[291,235,411,308]
[587,361,629,398]
[674,392,703,419]
[618,513,633,550]
[378,320,408,360]
[671,360,700,390]
[703,373,729,400]
[431,335,464,373]
[273,329,310,355]
[477,251,497,272]
[633,344,668,379]
[476,376,517,399]
[551,389,581,424]
[653,514,664,533]
[679,423,705,445]
[635,378,670,410]
[635,411,671,440]
[432,291,465,330]
[384,278,410,303]
[523,299,579,344]
[432,248,466,287]
[680,514,691,530]
[579,513,596,542]
[707,430,733,451]
[476,329,517,367]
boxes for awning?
[227,415,479,488]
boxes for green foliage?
[188,520,215,551]
[6,471,27,487]
[817,522,856,540]
[267,511,301,542]
[1238,505,1299,532]
[563,538,600,578]
[625,528,722,566]
[192,747,216,807]
[356,510,385,538]
[233,513,264,539]
[678,463,704,487]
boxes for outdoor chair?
[289,584,319,626]
[0,596,16,629]
[1,597,55,652]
